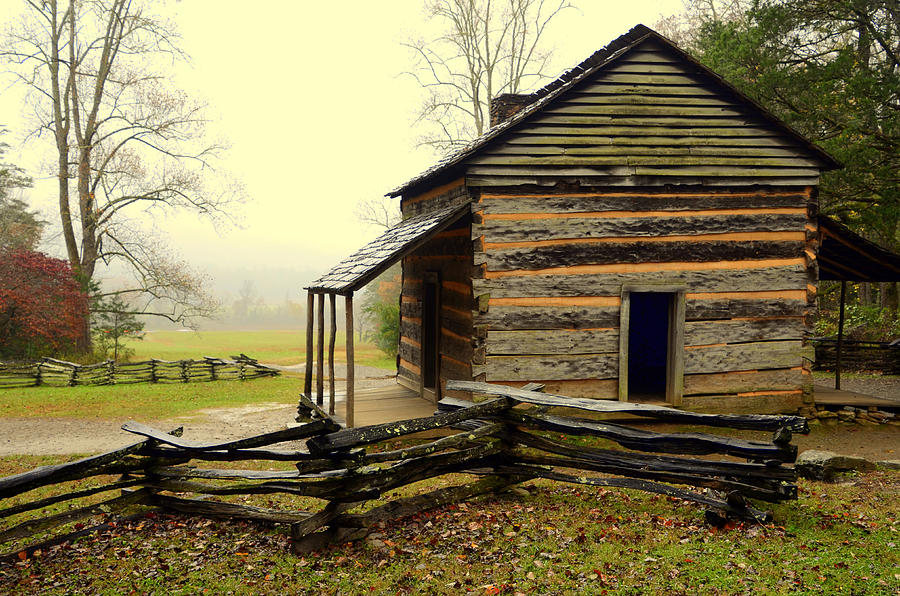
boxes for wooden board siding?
[463,40,823,188]
[399,213,474,393]
[471,187,813,405]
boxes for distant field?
[124,330,395,369]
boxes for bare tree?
[2,0,243,342]
[405,0,574,153]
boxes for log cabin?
[307,24,900,422]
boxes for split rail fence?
[0,355,279,389]
[0,381,808,560]
[811,338,900,375]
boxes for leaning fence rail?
[811,337,900,375]
[0,381,808,560]
[0,355,279,389]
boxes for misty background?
[0,0,682,331]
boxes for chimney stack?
[489,93,535,127]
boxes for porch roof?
[306,202,470,295]
[818,215,900,282]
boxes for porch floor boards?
[324,383,439,428]
[814,383,900,409]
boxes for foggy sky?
[0,0,683,307]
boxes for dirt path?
[0,401,304,456]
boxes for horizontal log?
[478,213,807,243]
[482,241,803,271]
[475,353,618,381]
[0,488,153,543]
[475,305,619,330]
[121,419,338,451]
[473,265,807,298]
[684,318,807,345]
[0,479,144,520]
[511,452,785,501]
[505,410,796,461]
[486,328,619,355]
[684,340,806,374]
[142,446,337,462]
[684,368,804,396]
[686,298,808,319]
[306,397,512,452]
[490,463,770,521]
[149,466,304,480]
[444,381,809,432]
[152,493,312,524]
[360,423,503,463]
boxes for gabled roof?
[818,216,900,282]
[306,203,470,295]
[389,24,840,197]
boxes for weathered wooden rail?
[0,355,279,389]
[0,382,808,560]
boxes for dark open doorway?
[627,292,673,400]
[421,274,440,400]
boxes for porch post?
[328,293,337,415]
[835,280,847,390]
[304,291,314,396]
[345,292,355,428]
[316,292,325,405]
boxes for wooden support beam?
[835,280,846,390]
[317,292,325,406]
[345,293,355,428]
[305,291,314,395]
[329,293,337,415]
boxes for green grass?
[0,375,304,420]
[126,329,395,369]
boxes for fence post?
[107,360,115,385]
[35,362,42,387]
[150,360,157,384]
[68,364,77,387]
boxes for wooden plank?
[467,174,821,188]
[486,143,807,157]
[577,82,720,96]
[683,368,803,396]
[467,163,819,178]
[684,318,807,346]
[477,193,808,214]
[475,305,619,330]
[505,134,791,147]
[531,114,758,127]
[684,340,806,374]
[478,213,807,242]
[686,298,808,319]
[563,93,735,106]
[589,72,709,85]
[546,104,748,117]
[153,494,312,524]
[486,328,619,355]
[475,353,618,381]
[519,124,785,137]
[473,265,808,298]
[482,241,803,271]
[470,154,820,168]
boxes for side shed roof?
[306,203,470,295]
[818,216,900,282]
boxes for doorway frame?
[420,271,441,403]
[618,283,686,405]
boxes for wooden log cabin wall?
[386,24,838,414]
[398,181,475,401]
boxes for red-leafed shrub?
[0,250,88,359]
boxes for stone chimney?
[489,93,535,127]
